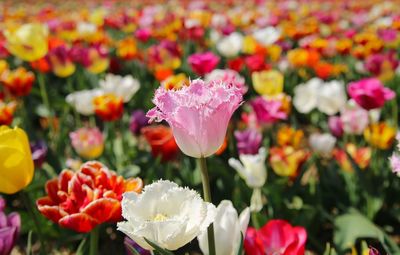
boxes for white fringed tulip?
[198,200,250,255]
[117,180,216,251]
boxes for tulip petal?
[82,198,121,223]
[59,213,99,233]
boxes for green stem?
[20,191,46,255]
[251,212,261,229]
[198,157,216,255]
[89,226,99,255]
[37,73,55,136]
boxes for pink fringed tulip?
[147,79,242,158]
[188,52,220,76]
[347,78,395,110]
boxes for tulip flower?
[340,101,369,135]
[129,110,150,135]
[198,200,250,255]
[188,52,220,76]
[251,97,287,125]
[333,144,371,172]
[229,148,267,211]
[244,219,307,255]
[48,45,76,78]
[309,133,337,157]
[328,116,344,137]
[66,89,103,116]
[364,123,396,150]
[37,161,143,233]
[347,78,395,110]
[317,80,347,115]
[216,32,243,58]
[269,146,308,178]
[293,78,323,114]
[234,129,262,155]
[69,127,104,159]
[1,67,35,97]
[0,126,34,194]
[141,125,179,162]
[252,69,284,96]
[0,196,21,255]
[277,126,304,149]
[147,78,242,158]
[99,74,140,103]
[5,23,48,62]
[161,73,189,90]
[30,141,48,168]
[93,94,124,121]
[117,180,216,251]
[0,101,16,126]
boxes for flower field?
[1,0,400,254]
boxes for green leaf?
[323,243,337,255]
[236,232,244,255]
[333,209,400,254]
[26,231,33,255]
[75,238,87,255]
[144,238,174,255]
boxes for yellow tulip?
[0,126,34,194]
[364,123,396,150]
[5,23,48,62]
[252,69,284,96]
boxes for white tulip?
[252,26,280,46]
[216,32,243,58]
[66,89,103,115]
[198,200,250,255]
[117,180,216,251]
[317,80,347,115]
[228,147,267,189]
[293,78,323,114]
[309,133,336,157]
[228,148,267,212]
[99,74,140,103]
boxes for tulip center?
[153,213,168,222]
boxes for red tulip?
[141,125,179,161]
[244,219,307,255]
[36,161,143,233]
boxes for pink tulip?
[328,116,344,137]
[244,219,307,255]
[147,78,242,158]
[347,78,395,110]
[188,52,220,76]
[251,97,287,125]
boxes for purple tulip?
[30,141,48,168]
[0,197,21,255]
[124,236,150,255]
[234,129,262,155]
[129,110,149,135]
